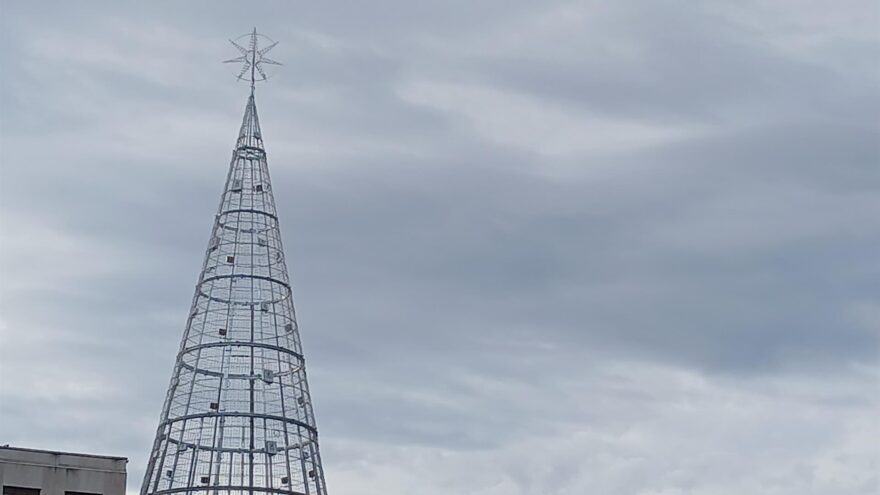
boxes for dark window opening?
[5,487,40,495]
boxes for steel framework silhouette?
[140,30,328,495]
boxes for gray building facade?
[0,447,127,495]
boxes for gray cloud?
[1,1,878,494]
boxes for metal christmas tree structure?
[141,30,328,495]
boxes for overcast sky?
[1,1,878,494]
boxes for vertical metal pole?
[249,303,256,495]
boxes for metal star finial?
[223,28,282,91]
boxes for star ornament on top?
[223,29,282,87]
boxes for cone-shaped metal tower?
[141,31,328,495]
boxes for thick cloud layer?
[1,1,878,494]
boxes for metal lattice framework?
[141,31,328,495]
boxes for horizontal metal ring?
[178,359,302,378]
[197,274,290,306]
[180,340,304,361]
[163,436,311,455]
[218,208,278,220]
[153,486,305,495]
[161,411,317,435]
